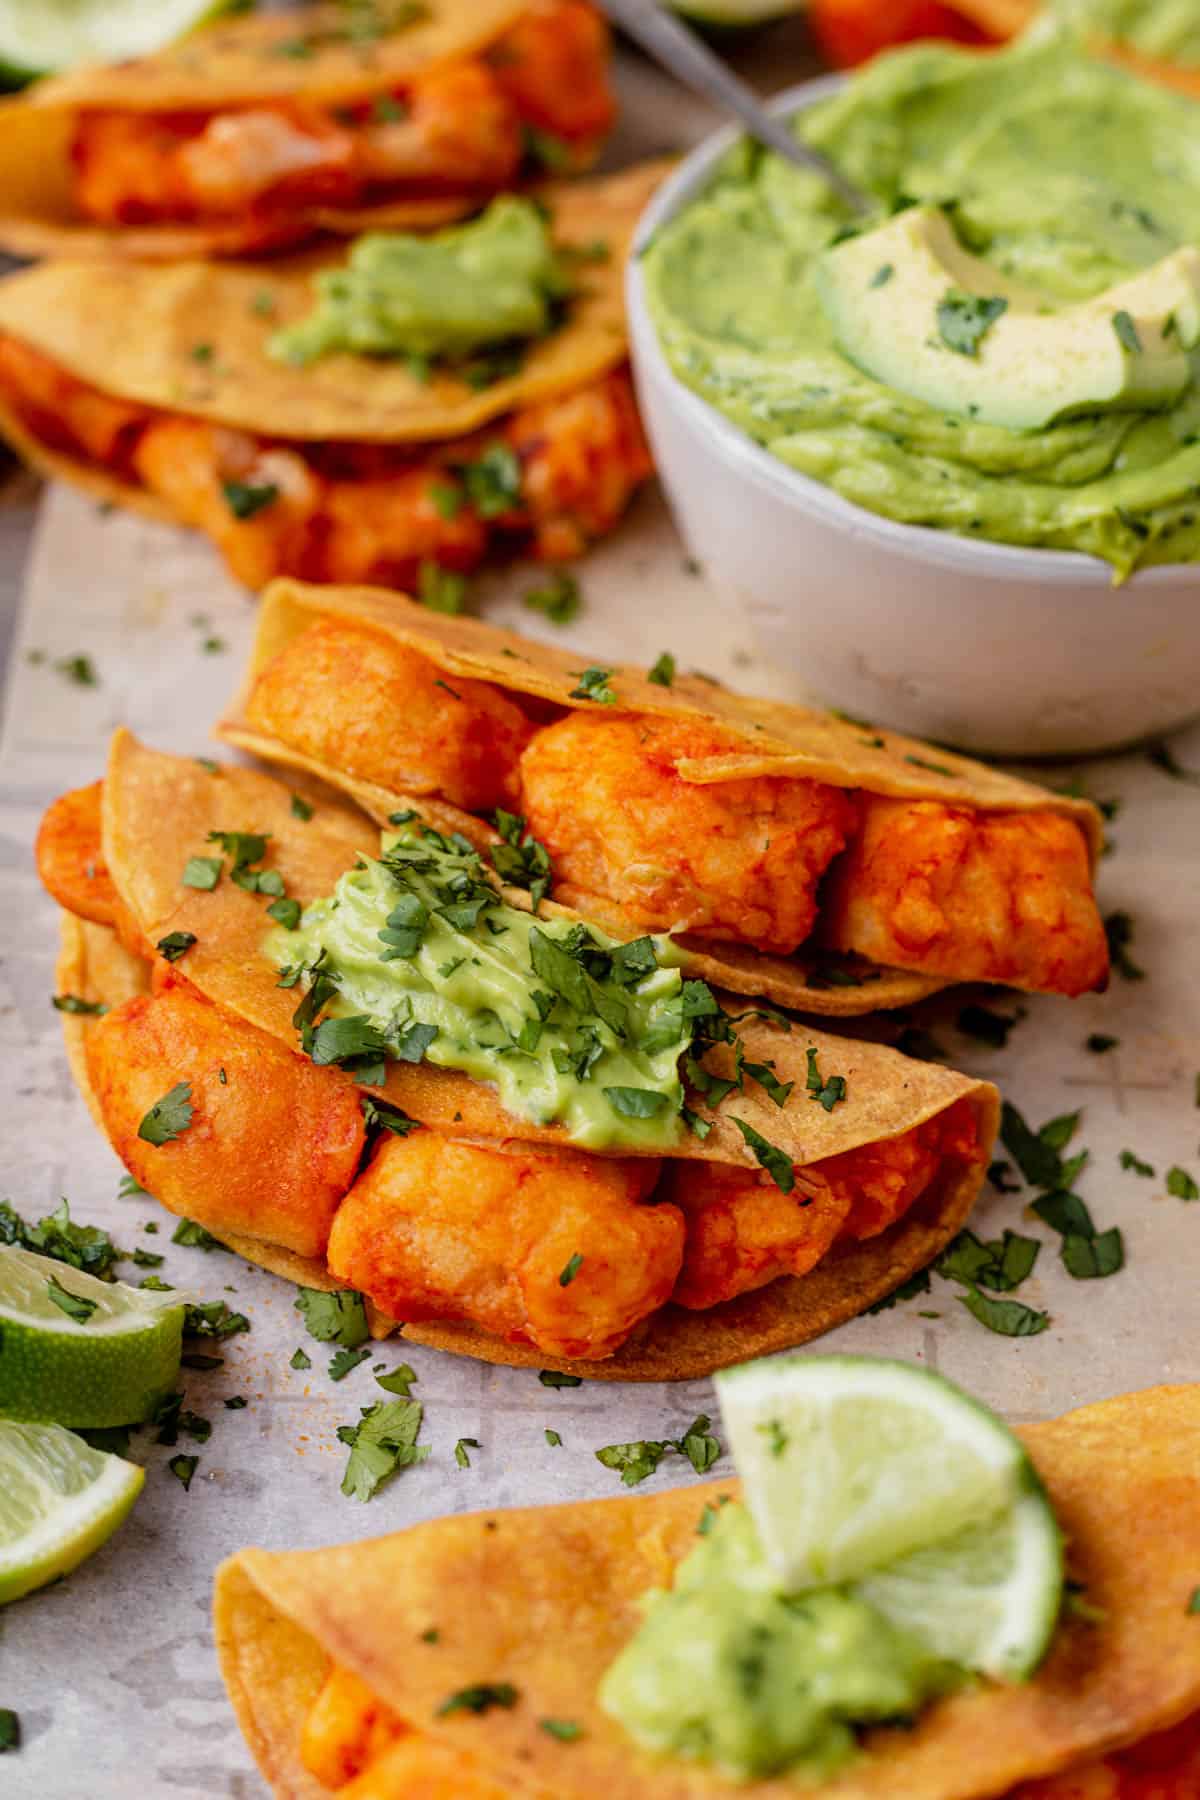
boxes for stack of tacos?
[35,600,1118,1378]
[0,159,664,591]
[216,1383,1200,1797]
[0,0,616,260]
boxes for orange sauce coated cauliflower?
[518,711,859,955]
[86,970,364,1258]
[327,1132,680,1360]
[245,618,533,811]
[820,797,1108,997]
[35,781,119,927]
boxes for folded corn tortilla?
[219,578,1103,1017]
[215,1383,1200,1799]
[0,0,534,260]
[54,729,998,1379]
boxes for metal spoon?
[601,0,870,213]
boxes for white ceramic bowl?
[626,78,1200,758]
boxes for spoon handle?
[601,0,869,213]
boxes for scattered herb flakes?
[222,479,279,520]
[437,1684,518,1718]
[938,1228,1040,1294]
[869,262,894,288]
[421,1627,440,1643]
[490,809,553,909]
[538,1369,582,1388]
[138,1082,194,1146]
[730,1117,794,1194]
[0,1198,121,1281]
[1147,739,1200,786]
[866,1268,932,1314]
[0,1710,18,1753]
[1188,1587,1200,1614]
[370,1363,415,1397]
[290,792,314,822]
[544,1428,562,1447]
[172,1217,222,1250]
[339,1398,429,1502]
[295,1286,370,1347]
[523,569,581,626]
[904,753,956,777]
[45,1273,97,1325]
[956,1003,1021,1048]
[225,1396,248,1410]
[455,1437,480,1469]
[290,1346,312,1372]
[1086,1033,1119,1054]
[460,444,522,518]
[1119,1149,1155,1178]
[361,1095,422,1141]
[168,1454,199,1491]
[1168,1166,1199,1201]
[182,855,222,891]
[130,1247,163,1268]
[958,1286,1049,1337]
[648,651,676,688]
[568,666,617,706]
[177,1410,212,1444]
[596,1414,720,1487]
[52,992,107,1016]
[558,1252,584,1288]
[999,1101,1077,1190]
[1105,910,1145,981]
[988,1159,1020,1195]
[329,1345,371,1382]
[758,1418,788,1459]
[604,1085,670,1119]
[267,897,302,930]
[804,1045,847,1113]
[156,931,197,963]
[1060,1228,1124,1281]
[54,653,99,688]
[1112,308,1142,354]
[539,1718,582,1742]
[937,291,1008,357]
[180,1353,223,1371]
[417,559,469,615]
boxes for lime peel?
[0,1421,144,1605]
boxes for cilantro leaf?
[603,1086,670,1119]
[45,1273,97,1324]
[138,1082,194,1146]
[937,291,1007,356]
[0,1711,17,1753]
[361,1095,421,1140]
[1112,308,1142,354]
[544,1428,563,1447]
[0,1197,121,1281]
[1000,1101,1071,1190]
[568,666,617,706]
[172,1218,221,1250]
[866,1268,932,1313]
[329,1345,371,1382]
[1086,1033,1118,1054]
[1168,1166,1199,1201]
[339,1398,429,1502]
[647,651,676,687]
[538,1369,581,1388]
[182,1299,248,1339]
[438,1684,518,1717]
[938,1228,1040,1294]
[155,931,196,963]
[168,1454,199,1491]
[181,856,221,891]
[417,560,468,615]
[454,1436,480,1469]
[539,1718,581,1742]
[958,1286,1049,1336]
[804,1046,847,1112]
[222,480,279,520]
[295,1286,369,1347]
[375,1363,417,1395]
[290,1346,312,1371]
[459,444,522,518]
[52,993,107,1016]
[595,1438,668,1485]
[558,1252,584,1287]
[290,793,314,820]
[1105,910,1145,981]
[267,897,301,930]
[523,570,581,626]
[731,1117,794,1194]
[1119,1148,1155,1177]
[1060,1227,1124,1280]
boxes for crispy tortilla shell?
[215,1384,1200,1800]
[0,161,666,443]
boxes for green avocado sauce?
[266,823,694,1152]
[600,1503,957,1781]
[270,195,570,366]
[643,33,1200,575]
[1054,0,1200,64]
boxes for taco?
[0,1,615,260]
[215,1381,1200,1798]
[38,732,997,1379]
[0,159,665,591]
[219,580,1109,1012]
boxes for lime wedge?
[0,1420,143,1605]
[0,0,238,84]
[857,1480,1062,1680]
[670,1,803,21]
[0,1245,184,1428]
[715,1354,1033,1589]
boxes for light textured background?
[1,29,1199,1800]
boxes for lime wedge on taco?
[0,0,236,85]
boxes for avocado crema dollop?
[600,1503,957,1781]
[643,33,1200,575]
[266,823,696,1152]
[270,195,570,366]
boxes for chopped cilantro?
[52,993,107,1016]
[558,1252,584,1287]
[742,1060,793,1108]
[267,897,302,930]
[177,1411,211,1444]
[430,480,463,519]
[1032,1189,1124,1280]
[804,1045,847,1113]
[568,666,617,706]
[1188,1588,1200,1614]
[523,569,581,626]
[1168,1166,1199,1201]
[1086,1033,1118,1054]
[290,792,314,821]
[938,1228,1040,1293]
[171,1217,221,1250]
[596,1414,720,1486]
[1105,910,1145,981]
[54,651,99,687]
[130,1248,163,1268]
[647,651,676,688]
[603,1086,670,1119]
[417,560,468,615]
[45,1273,97,1325]
[225,1396,247,1410]
[339,1398,429,1502]
[0,1198,121,1281]
[539,1718,581,1742]
[290,1347,312,1371]
[460,444,522,518]
[1112,308,1142,354]
[544,1428,563,1447]
[138,1082,194,1146]
[168,1454,199,1491]
[181,856,221,891]
[329,1346,371,1382]
[438,1683,518,1717]
[730,1117,794,1194]
[295,1286,369,1347]
[538,1369,581,1388]
[490,810,553,909]
[869,262,894,288]
[222,480,279,520]
[454,1437,480,1469]
[375,1363,417,1395]
[1000,1101,1079,1190]
[361,1095,421,1140]
[1119,1148,1155,1177]
[0,1710,19,1753]
[937,291,1007,356]
[758,1418,788,1458]
[958,1286,1049,1336]
[155,931,197,963]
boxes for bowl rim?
[625,73,1194,591]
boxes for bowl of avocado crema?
[627,32,1200,757]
